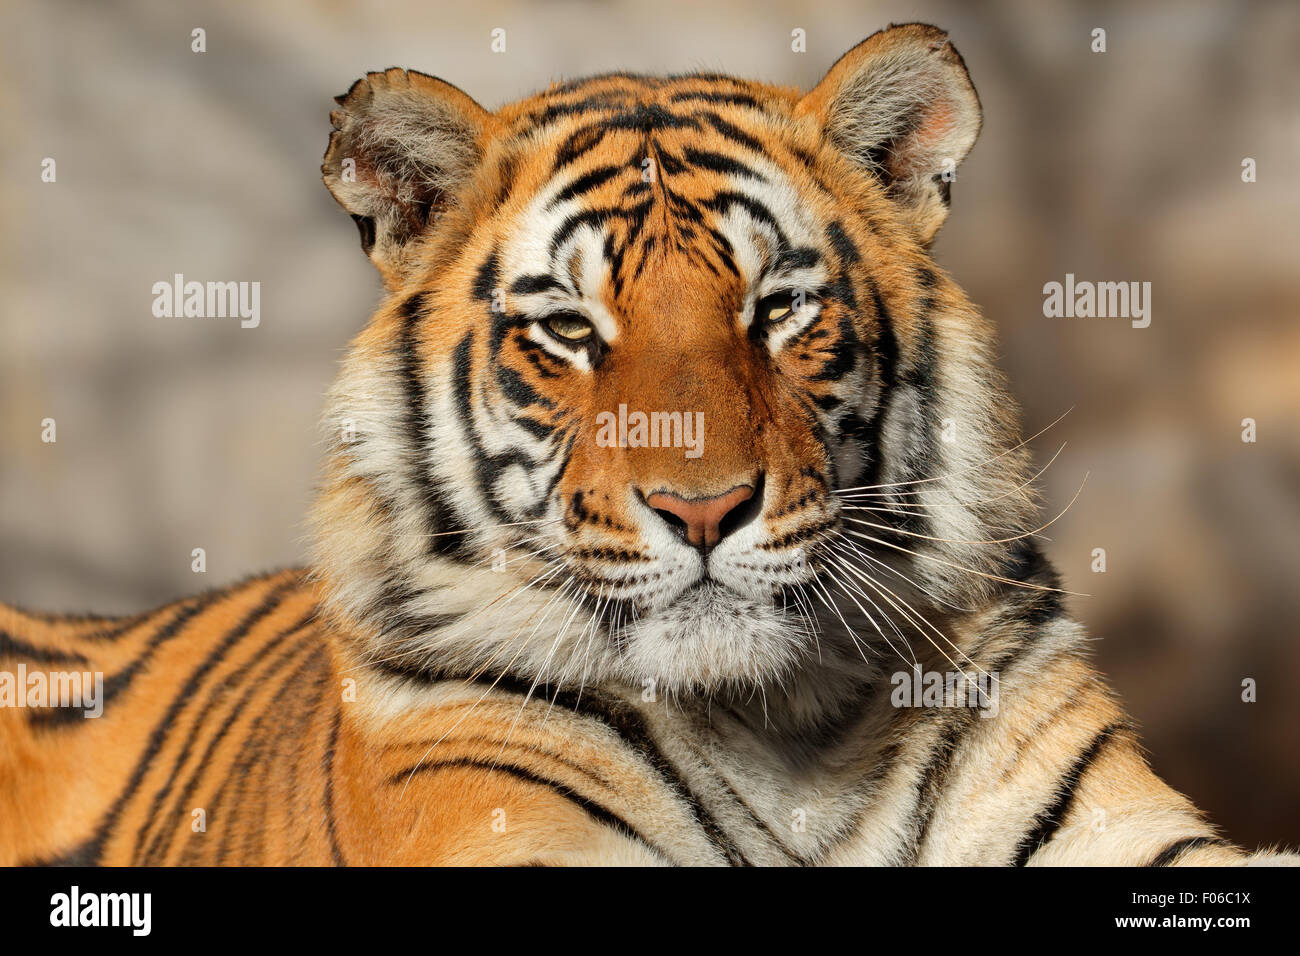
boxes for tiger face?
[314,25,1036,696]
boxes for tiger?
[1,23,1294,867]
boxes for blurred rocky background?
[2,0,1297,847]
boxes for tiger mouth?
[567,562,803,628]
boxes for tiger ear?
[322,68,494,283]
[798,23,981,245]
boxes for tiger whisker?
[828,527,973,614]
[840,527,1088,597]
[847,563,982,685]
[784,579,823,661]
[570,589,607,713]
[839,501,933,518]
[811,546,916,667]
[392,516,565,538]
[461,567,577,686]
[492,582,594,766]
[346,557,565,675]
[821,541,992,684]
[830,406,1073,495]
[805,569,893,668]
[838,471,1088,549]
[832,440,1065,508]
[396,576,580,800]
[544,586,607,721]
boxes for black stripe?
[622,178,652,200]
[392,757,670,863]
[363,623,467,684]
[549,207,610,257]
[775,245,821,272]
[701,191,787,249]
[999,540,1065,624]
[206,647,326,866]
[548,200,651,259]
[323,706,348,866]
[549,163,626,206]
[545,71,655,95]
[28,593,228,729]
[632,233,657,280]
[366,582,462,649]
[656,148,687,176]
[451,331,504,522]
[136,612,318,864]
[2,608,109,624]
[701,111,765,154]
[809,310,860,383]
[663,189,705,224]
[665,71,746,84]
[552,125,608,172]
[932,173,952,208]
[898,606,1059,863]
[0,629,88,665]
[1147,835,1229,867]
[30,574,287,643]
[451,332,550,523]
[709,764,808,865]
[397,291,467,557]
[906,707,982,863]
[531,429,577,519]
[1012,723,1123,866]
[509,411,560,444]
[2,607,153,642]
[471,251,500,302]
[865,273,940,539]
[529,94,634,127]
[533,98,694,131]
[350,214,376,255]
[490,151,520,214]
[860,279,899,469]
[603,103,698,133]
[35,579,295,865]
[521,340,565,379]
[604,231,631,299]
[79,613,153,642]
[682,147,765,182]
[668,91,764,110]
[509,274,566,297]
[825,219,861,266]
[495,362,555,413]
[823,221,903,510]
[788,143,836,196]
[471,674,750,865]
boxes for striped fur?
[1,24,1294,866]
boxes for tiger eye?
[756,291,798,324]
[544,313,594,342]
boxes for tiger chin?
[1,23,1295,867]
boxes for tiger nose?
[644,482,758,551]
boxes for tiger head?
[311,24,1043,699]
